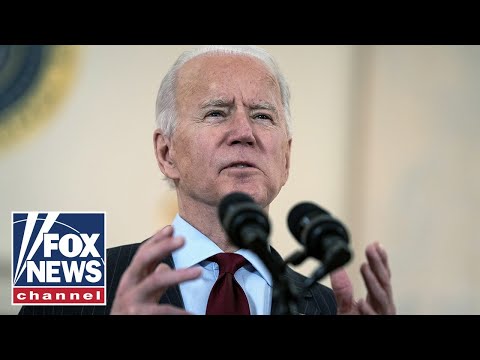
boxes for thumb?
[330,267,354,314]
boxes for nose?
[227,110,256,146]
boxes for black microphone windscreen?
[287,202,330,241]
[218,192,255,223]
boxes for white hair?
[155,45,292,138]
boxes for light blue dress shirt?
[171,214,272,315]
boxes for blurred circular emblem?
[0,45,78,154]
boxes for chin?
[220,185,271,208]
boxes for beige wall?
[356,45,480,314]
[1,45,479,314]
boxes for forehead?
[176,54,280,100]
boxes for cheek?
[274,141,290,178]
[175,132,213,169]
[272,140,289,163]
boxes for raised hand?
[330,242,396,315]
[110,225,202,315]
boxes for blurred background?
[1,45,479,315]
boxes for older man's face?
[165,54,291,209]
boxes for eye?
[254,113,274,122]
[205,110,226,119]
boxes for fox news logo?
[12,212,106,305]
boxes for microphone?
[219,192,271,250]
[287,202,352,286]
[219,192,298,314]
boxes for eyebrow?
[250,101,278,113]
[201,99,278,113]
[200,98,233,109]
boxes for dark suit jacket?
[18,242,337,315]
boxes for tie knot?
[209,253,248,275]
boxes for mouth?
[222,161,257,170]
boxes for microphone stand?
[242,229,298,315]
[286,241,352,294]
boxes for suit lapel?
[269,247,324,315]
[158,255,185,309]
[270,270,320,315]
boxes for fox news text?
[12,212,106,305]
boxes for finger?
[137,226,175,268]
[112,303,194,315]
[136,266,203,301]
[135,226,175,270]
[330,267,355,314]
[145,225,174,246]
[141,304,196,315]
[125,234,185,286]
[375,242,391,278]
[111,265,201,315]
[365,243,391,288]
[155,262,171,273]
[357,299,377,315]
[360,263,393,314]
[117,265,202,307]
[154,304,197,315]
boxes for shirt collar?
[170,213,273,286]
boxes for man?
[18,45,396,315]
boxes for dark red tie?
[206,253,250,315]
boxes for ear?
[153,129,180,180]
[283,138,292,184]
